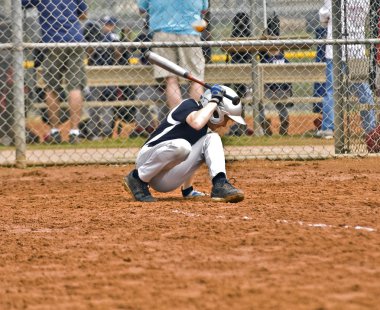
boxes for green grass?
[0,134,333,151]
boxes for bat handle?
[204,83,240,105]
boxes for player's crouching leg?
[123,169,156,202]
[203,133,244,203]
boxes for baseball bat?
[146,51,240,105]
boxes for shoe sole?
[184,195,206,199]
[211,193,244,203]
[123,176,137,201]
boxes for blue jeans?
[321,59,376,133]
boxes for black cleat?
[123,170,156,202]
[211,179,244,203]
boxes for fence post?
[332,0,346,154]
[250,0,264,136]
[11,0,26,167]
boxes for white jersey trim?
[146,105,181,145]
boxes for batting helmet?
[200,85,246,125]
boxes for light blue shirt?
[138,0,208,35]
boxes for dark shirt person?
[21,0,88,144]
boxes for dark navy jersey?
[145,98,208,147]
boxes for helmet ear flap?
[210,106,224,125]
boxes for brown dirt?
[1,158,380,310]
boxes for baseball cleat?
[211,179,244,203]
[123,170,156,202]
[181,186,206,199]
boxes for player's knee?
[205,132,221,144]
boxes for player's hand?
[210,84,225,105]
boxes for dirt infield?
[1,158,379,309]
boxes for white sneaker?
[314,130,334,140]
[182,187,206,199]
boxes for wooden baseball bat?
[146,51,240,105]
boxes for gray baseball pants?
[136,132,226,192]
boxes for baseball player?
[123,84,245,203]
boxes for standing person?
[123,85,245,203]
[137,0,208,110]
[21,0,88,144]
[316,0,377,139]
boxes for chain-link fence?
[0,0,379,166]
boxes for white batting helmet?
[200,85,246,125]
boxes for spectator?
[137,0,208,110]
[99,16,121,64]
[83,17,120,140]
[114,24,139,136]
[118,26,133,66]
[21,0,88,144]
[226,11,254,136]
[260,51,293,136]
[127,17,157,138]
[312,24,327,131]
[123,84,245,203]
[316,0,377,139]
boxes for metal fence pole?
[332,0,345,154]
[11,0,26,167]
[250,0,264,136]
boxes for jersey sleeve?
[171,99,201,123]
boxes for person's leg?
[152,33,182,110]
[43,48,63,135]
[66,47,86,137]
[67,89,83,130]
[45,88,61,129]
[276,103,289,135]
[189,81,204,102]
[258,102,272,136]
[179,38,205,101]
[136,139,193,191]
[350,82,376,134]
[321,59,334,131]
[165,76,182,109]
[148,133,227,193]
[124,138,193,202]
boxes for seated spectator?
[118,26,133,66]
[83,17,120,140]
[127,17,159,138]
[114,24,138,135]
[226,12,254,136]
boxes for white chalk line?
[171,210,376,233]
[277,219,377,232]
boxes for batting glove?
[210,84,225,105]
